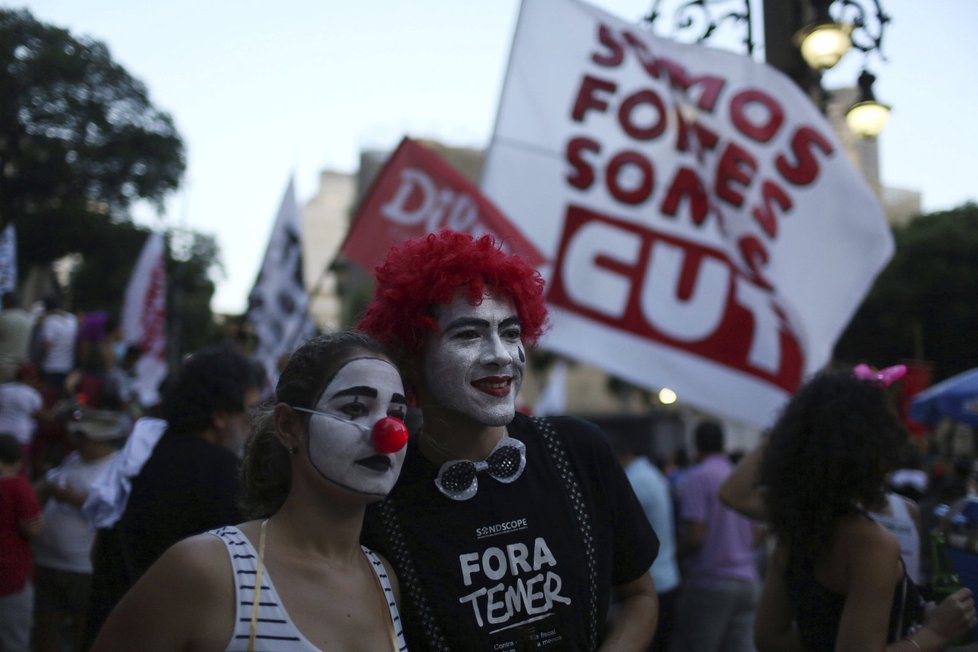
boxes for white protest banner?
[122,231,167,408]
[247,176,317,388]
[0,224,16,296]
[481,0,894,427]
[534,359,569,417]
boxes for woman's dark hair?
[759,368,908,564]
[239,331,396,519]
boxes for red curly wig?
[358,230,548,355]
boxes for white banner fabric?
[481,0,894,427]
[534,359,569,417]
[121,232,168,408]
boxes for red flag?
[339,137,546,272]
[121,232,167,408]
[900,360,932,438]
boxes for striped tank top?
[210,525,407,651]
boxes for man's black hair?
[694,420,725,455]
[161,344,265,435]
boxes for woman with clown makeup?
[92,332,411,651]
[359,230,660,652]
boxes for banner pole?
[478,0,531,189]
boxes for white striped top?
[210,525,407,651]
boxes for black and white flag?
[247,177,317,388]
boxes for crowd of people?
[1,229,976,651]
[0,289,273,651]
[0,294,146,482]
[613,389,978,652]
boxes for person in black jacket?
[82,344,265,648]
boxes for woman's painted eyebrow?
[329,387,407,405]
[329,386,378,400]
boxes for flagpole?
[478,0,530,189]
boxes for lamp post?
[846,69,890,137]
[645,0,891,138]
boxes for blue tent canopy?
[909,367,978,427]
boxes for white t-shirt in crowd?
[40,311,78,374]
[33,451,118,574]
[0,381,43,444]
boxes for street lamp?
[846,70,890,138]
[645,0,891,137]
[794,19,852,70]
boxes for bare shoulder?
[163,532,232,573]
[837,516,901,574]
[136,532,236,613]
[840,514,900,546]
[92,532,236,652]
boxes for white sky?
[11,0,978,314]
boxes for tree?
[165,227,224,357]
[67,216,148,309]
[69,225,224,361]
[834,202,978,382]
[0,9,185,277]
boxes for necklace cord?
[248,519,269,652]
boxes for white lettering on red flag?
[481,0,894,427]
[340,137,545,272]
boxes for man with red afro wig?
[359,230,659,651]
[358,229,549,357]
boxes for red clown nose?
[372,417,408,454]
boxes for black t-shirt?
[119,431,241,572]
[362,413,659,652]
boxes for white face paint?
[304,357,408,498]
[422,291,525,427]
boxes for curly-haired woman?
[722,368,975,652]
